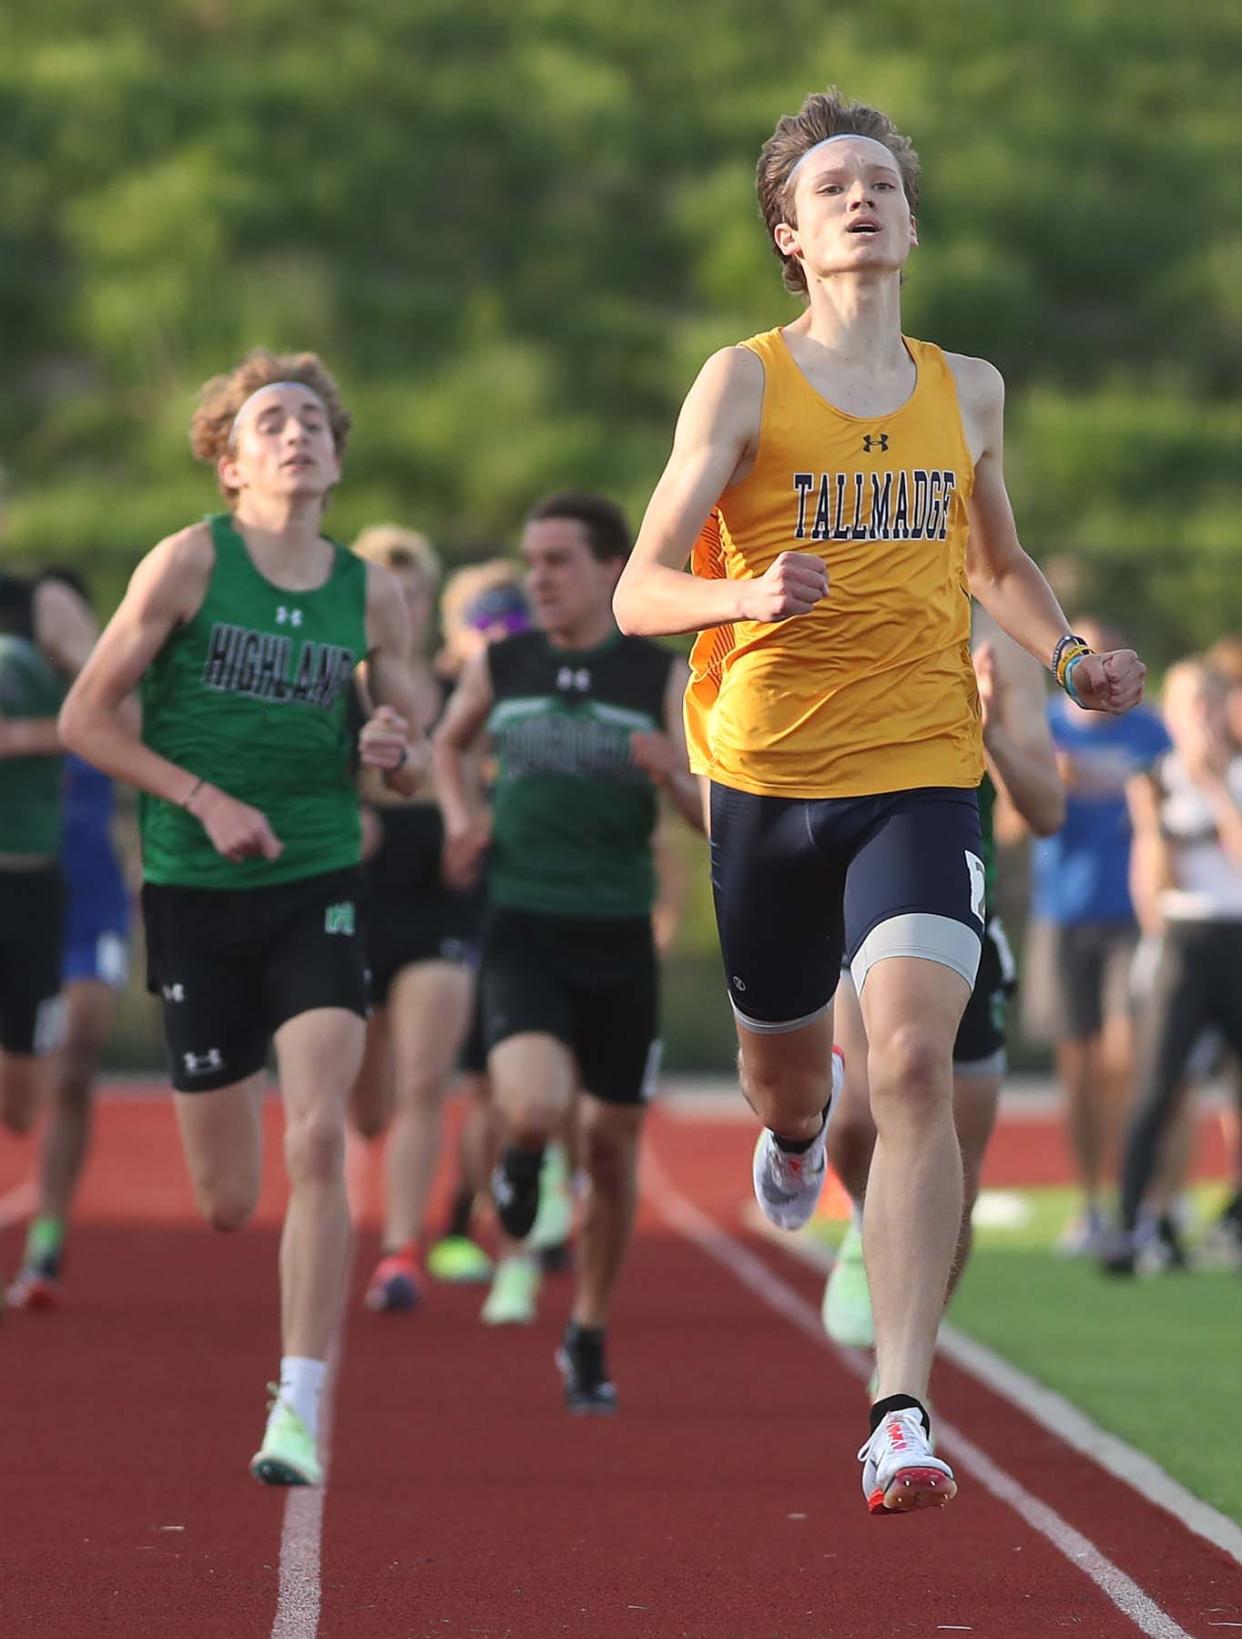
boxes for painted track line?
[762,1208,1242,1571]
[270,1193,358,1639]
[642,1149,1194,1639]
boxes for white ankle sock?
[277,1356,327,1436]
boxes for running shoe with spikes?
[556,1322,618,1416]
[250,1392,322,1487]
[752,1048,843,1231]
[7,1257,61,1312]
[858,1408,956,1516]
[427,1235,493,1284]
[363,1249,422,1312]
[821,1217,874,1347]
[481,1253,540,1325]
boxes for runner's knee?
[284,1111,346,1186]
[869,1026,952,1116]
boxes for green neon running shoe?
[529,1142,573,1253]
[480,1254,540,1326]
[427,1235,493,1284]
[822,1219,875,1348]
[249,1395,322,1487]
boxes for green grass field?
[814,1187,1242,1526]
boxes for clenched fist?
[738,552,829,623]
[1068,650,1146,716]
[188,784,283,863]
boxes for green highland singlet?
[486,629,674,918]
[0,633,66,854]
[140,514,366,888]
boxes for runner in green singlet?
[435,491,704,1413]
[0,467,98,1139]
[821,616,1065,1352]
[59,352,429,1484]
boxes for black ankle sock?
[869,1393,930,1436]
[566,1320,605,1347]
[503,1144,545,1182]
[772,1104,829,1155]
[445,1188,475,1240]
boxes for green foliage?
[2,0,1239,651]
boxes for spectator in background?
[1196,636,1242,1265]
[1104,659,1242,1273]
[1025,617,1170,1255]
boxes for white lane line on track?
[761,1208,1242,1571]
[642,1150,1194,1639]
[270,1333,343,1639]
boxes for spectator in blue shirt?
[1024,617,1171,1254]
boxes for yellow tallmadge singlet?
[685,328,984,798]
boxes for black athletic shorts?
[479,906,661,1106]
[711,783,985,1033]
[953,916,1017,1072]
[366,898,481,1008]
[363,803,485,1006]
[0,864,64,1055]
[143,866,368,1093]
[458,989,488,1076]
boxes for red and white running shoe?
[751,1048,844,1232]
[858,1408,957,1516]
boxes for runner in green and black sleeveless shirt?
[59,353,429,1486]
[0,508,98,1138]
[821,614,1066,1354]
[435,491,704,1413]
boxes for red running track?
[0,1089,1238,1638]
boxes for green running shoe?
[822,1219,875,1348]
[480,1254,540,1326]
[427,1235,493,1284]
[529,1142,573,1253]
[249,1397,322,1487]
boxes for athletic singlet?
[0,581,66,855]
[685,328,983,799]
[140,513,367,889]
[486,629,673,918]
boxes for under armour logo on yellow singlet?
[862,433,889,453]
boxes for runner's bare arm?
[59,526,282,862]
[360,561,431,797]
[1126,772,1173,936]
[955,355,1144,714]
[59,527,212,802]
[432,649,493,843]
[614,349,828,636]
[0,575,102,758]
[35,576,99,679]
[629,656,706,833]
[975,635,1064,837]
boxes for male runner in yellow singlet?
[614,88,1145,1516]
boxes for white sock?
[277,1356,327,1436]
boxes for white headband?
[786,133,886,186]
[229,381,328,444]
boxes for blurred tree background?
[3,0,1239,1067]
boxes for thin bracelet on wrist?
[181,776,205,812]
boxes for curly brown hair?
[756,88,921,298]
[189,349,352,505]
